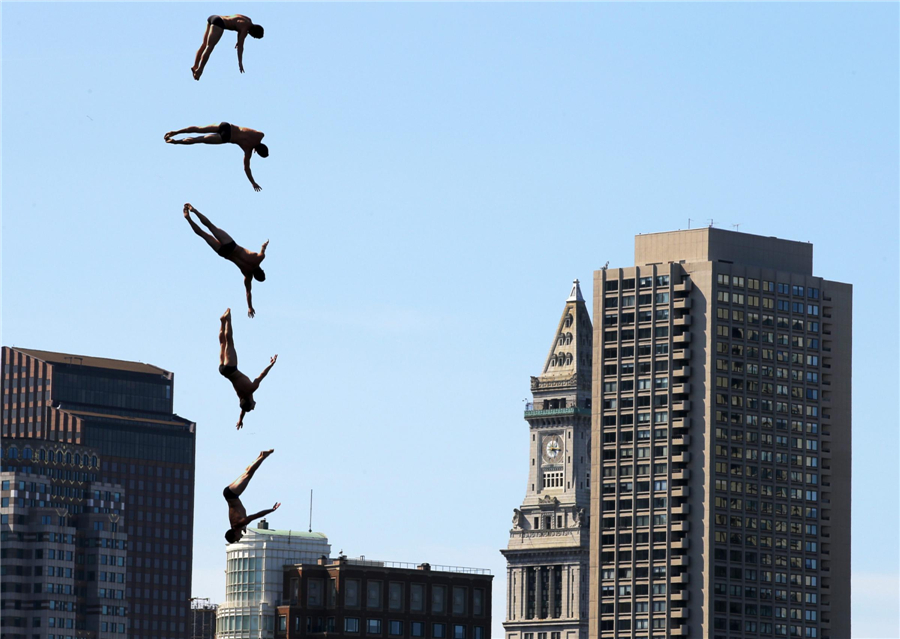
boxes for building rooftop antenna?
[309,489,313,533]
[733,223,741,231]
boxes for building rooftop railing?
[345,558,491,575]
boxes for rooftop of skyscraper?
[9,347,170,376]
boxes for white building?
[501,281,592,639]
[216,521,331,639]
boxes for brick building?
[275,557,493,639]
[2,347,196,639]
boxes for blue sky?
[3,2,898,636]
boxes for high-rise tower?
[2,346,196,639]
[502,280,593,639]
[588,229,851,639]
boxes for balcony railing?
[524,406,591,418]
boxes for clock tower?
[502,280,592,639]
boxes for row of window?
[603,310,672,327]
[1,448,99,467]
[715,416,823,438]
[713,400,823,420]
[603,344,672,360]
[602,429,672,445]
[605,276,672,292]
[716,290,821,315]
[600,617,675,631]
[604,293,672,309]
[715,275,821,298]
[293,580,486,617]
[272,616,486,639]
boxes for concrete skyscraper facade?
[587,229,851,638]
[1,347,197,639]
[502,281,593,639]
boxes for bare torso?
[226,497,248,529]
[228,371,255,400]
[220,14,252,33]
[227,247,264,276]
[229,126,265,153]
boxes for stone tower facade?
[502,280,593,639]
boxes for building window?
[433,623,447,639]
[452,587,467,615]
[389,621,404,636]
[472,588,484,616]
[453,625,467,639]
[432,585,446,614]
[386,582,404,612]
[411,622,425,637]
[411,584,425,613]
[367,581,382,609]
[367,619,383,635]
[346,618,360,633]
[346,579,361,608]
[542,471,563,489]
[309,578,324,606]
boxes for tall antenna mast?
[309,489,313,533]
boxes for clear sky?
[2,2,898,636]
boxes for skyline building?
[1,346,197,639]
[275,555,493,639]
[587,229,851,638]
[189,599,218,639]
[501,281,593,639]
[1,438,128,637]
[216,521,332,639]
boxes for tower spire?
[540,280,593,379]
[567,279,584,302]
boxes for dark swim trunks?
[219,364,238,378]
[217,240,237,258]
[218,121,232,144]
[223,486,238,501]
[208,15,226,28]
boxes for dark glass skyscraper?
[2,346,196,639]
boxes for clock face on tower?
[542,434,563,464]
